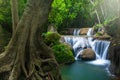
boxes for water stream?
[61,28,111,80]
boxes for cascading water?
[73,29,81,36]
[87,28,110,65]
[64,36,91,58]
[61,28,112,80]
[90,40,110,59]
[64,28,110,65]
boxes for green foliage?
[18,0,27,16]
[93,23,103,32]
[48,0,94,30]
[0,0,27,32]
[49,0,76,27]
[43,32,75,64]
[0,0,12,32]
[52,44,75,64]
[43,31,75,64]
[43,32,61,46]
[103,17,118,26]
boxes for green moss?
[43,32,75,64]
[43,32,61,46]
[52,44,75,64]
[95,32,103,36]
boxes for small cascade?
[91,40,110,59]
[64,28,110,65]
[87,28,93,36]
[73,29,81,36]
[87,28,110,60]
[64,37,73,46]
[64,36,90,56]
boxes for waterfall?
[87,28,93,36]
[87,28,110,60]
[64,36,90,56]
[73,29,81,36]
[64,28,110,65]
[91,40,110,59]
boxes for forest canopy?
[0,0,120,32]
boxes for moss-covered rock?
[43,32,61,46]
[95,32,103,36]
[52,44,75,64]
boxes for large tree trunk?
[11,0,19,32]
[0,0,62,80]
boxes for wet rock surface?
[109,39,120,78]
[80,48,96,60]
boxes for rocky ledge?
[105,17,120,79]
[109,39,120,78]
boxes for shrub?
[52,44,75,64]
[43,32,61,46]
[93,24,103,33]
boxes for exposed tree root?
[0,0,62,80]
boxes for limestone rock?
[60,28,74,35]
[80,48,96,60]
[79,28,89,35]
[93,33,111,40]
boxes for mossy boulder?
[43,32,75,64]
[43,32,61,46]
[52,44,75,64]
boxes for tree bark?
[11,0,19,32]
[0,0,62,80]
